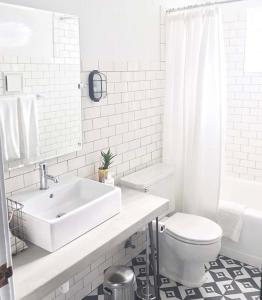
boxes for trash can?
[103,266,136,300]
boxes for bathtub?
[220,177,262,267]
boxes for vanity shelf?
[12,188,169,300]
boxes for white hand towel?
[18,95,39,162]
[217,201,246,242]
[0,97,20,161]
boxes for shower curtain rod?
[166,0,246,14]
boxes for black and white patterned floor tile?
[83,250,261,300]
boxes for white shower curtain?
[163,7,225,220]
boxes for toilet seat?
[164,213,222,245]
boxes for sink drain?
[56,213,65,218]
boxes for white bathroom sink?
[11,177,121,252]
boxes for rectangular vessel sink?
[11,177,121,252]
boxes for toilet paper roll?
[152,220,166,233]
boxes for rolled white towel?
[217,201,246,242]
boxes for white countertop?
[13,188,169,300]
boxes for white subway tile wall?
[224,9,262,181]
[4,59,164,195]
[41,231,147,300]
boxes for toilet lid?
[165,213,222,245]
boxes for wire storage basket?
[7,198,27,256]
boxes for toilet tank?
[119,163,175,213]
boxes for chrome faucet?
[39,162,59,190]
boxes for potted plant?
[98,148,116,182]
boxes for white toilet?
[120,163,222,287]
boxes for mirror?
[0,3,82,170]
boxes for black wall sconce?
[88,70,107,102]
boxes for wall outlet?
[4,72,23,94]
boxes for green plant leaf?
[100,148,117,169]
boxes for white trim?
[0,138,15,300]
